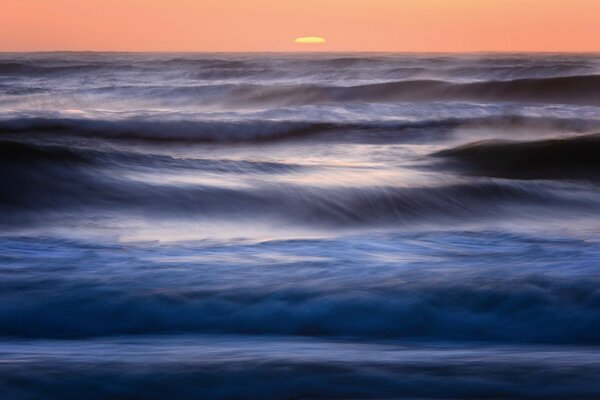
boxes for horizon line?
[2,50,600,54]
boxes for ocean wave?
[2,340,599,400]
[0,61,137,77]
[223,75,600,107]
[1,337,599,400]
[0,140,91,164]
[82,75,600,107]
[0,269,598,343]
[1,114,596,143]
[0,117,337,142]
[435,133,600,180]
[0,139,304,173]
[1,150,589,227]
[5,67,598,106]
[0,84,49,96]
[3,53,600,400]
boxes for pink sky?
[1,0,599,52]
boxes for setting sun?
[294,36,327,44]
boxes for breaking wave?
[0,264,598,343]
[1,144,592,227]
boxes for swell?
[435,133,600,180]
[0,61,139,76]
[0,140,303,173]
[2,55,594,78]
[7,73,596,107]
[225,75,600,106]
[81,75,600,106]
[77,75,600,107]
[1,114,597,143]
[0,117,340,143]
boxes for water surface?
[1,53,600,399]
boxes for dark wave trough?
[435,133,600,180]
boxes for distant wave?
[223,75,600,107]
[85,75,600,107]
[435,133,600,180]
[0,61,137,76]
[77,75,600,107]
[4,59,599,105]
[1,56,594,78]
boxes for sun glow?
[294,36,326,44]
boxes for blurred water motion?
[1,53,600,399]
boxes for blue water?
[1,53,600,399]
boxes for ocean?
[1,52,600,399]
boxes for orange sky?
[1,0,599,52]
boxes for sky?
[1,0,599,52]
